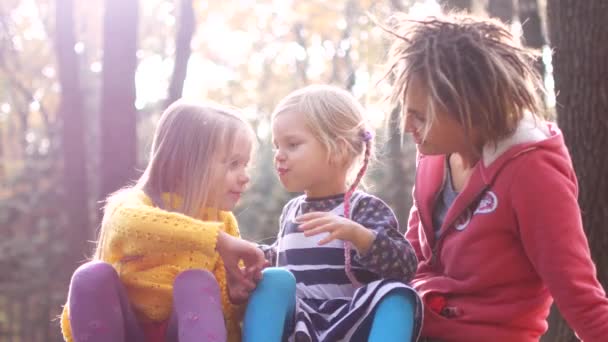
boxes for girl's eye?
[229,160,240,169]
[409,112,425,124]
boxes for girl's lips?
[277,167,289,176]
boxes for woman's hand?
[297,212,375,254]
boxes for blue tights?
[243,268,416,342]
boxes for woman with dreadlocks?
[385,13,608,342]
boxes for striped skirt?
[288,279,422,342]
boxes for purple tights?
[66,261,227,342]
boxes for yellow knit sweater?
[61,189,243,342]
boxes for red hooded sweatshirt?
[406,117,608,341]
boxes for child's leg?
[165,269,227,342]
[243,268,296,342]
[368,290,417,342]
[67,261,145,342]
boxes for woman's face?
[402,75,476,158]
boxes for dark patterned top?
[261,191,418,284]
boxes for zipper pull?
[431,245,439,266]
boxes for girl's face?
[210,132,252,211]
[403,75,475,158]
[272,111,347,198]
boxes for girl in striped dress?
[243,85,423,342]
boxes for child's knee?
[173,269,219,296]
[379,290,417,312]
[260,268,296,293]
[68,261,119,302]
[71,261,118,288]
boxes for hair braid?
[343,138,371,288]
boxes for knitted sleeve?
[105,203,222,260]
[60,305,73,342]
[353,194,418,283]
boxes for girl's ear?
[329,137,350,167]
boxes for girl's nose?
[275,150,286,162]
[239,173,250,185]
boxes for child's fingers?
[253,270,263,282]
[298,217,334,231]
[241,276,256,289]
[295,211,329,223]
[242,266,260,285]
[228,267,256,289]
[245,264,265,282]
[302,223,333,237]
[318,230,341,245]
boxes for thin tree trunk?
[292,22,309,86]
[438,0,472,11]
[488,0,515,23]
[342,0,357,91]
[518,0,546,78]
[381,0,415,230]
[390,0,405,11]
[543,1,608,341]
[100,0,139,201]
[165,0,195,108]
[55,0,90,264]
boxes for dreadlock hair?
[382,13,545,152]
[271,84,374,287]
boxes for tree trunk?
[438,0,472,11]
[292,22,309,86]
[379,0,416,231]
[55,0,90,263]
[518,0,546,78]
[384,107,415,231]
[100,0,139,201]
[165,0,195,108]
[488,0,515,23]
[330,0,358,90]
[543,1,608,341]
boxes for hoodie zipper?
[427,147,540,268]
[414,159,446,267]
[430,186,489,267]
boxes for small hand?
[216,232,266,305]
[227,260,269,304]
[296,212,361,245]
[227,267,256,304]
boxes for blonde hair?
[272,84,373,287]
[271,84,373,187]
[94,100,255,259]
[383,13,544,148]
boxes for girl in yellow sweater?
[61,100,266,342]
